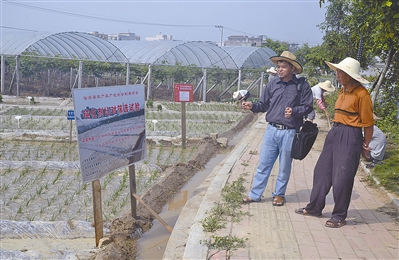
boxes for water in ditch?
[136,128,248,260]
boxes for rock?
[98,237,112,248]
[216,137,228,147]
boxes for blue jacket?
[251,76,313,130]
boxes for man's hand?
[362,143,372,161]
[241,101,253,110]
[285,107,292,118]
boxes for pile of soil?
[94,113,257,260]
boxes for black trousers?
[305,123,363,220]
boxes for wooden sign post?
[92,179,103,247]
[174,84,193,149]
[129,164,137,217]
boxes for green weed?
[200,174,249,259]
[201,235,248,260]
[372,146,399,195]
[249,150,258,155]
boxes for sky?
[1,0,328,46]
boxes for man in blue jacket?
[241,51,313,206]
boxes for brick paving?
[164,113,399,260]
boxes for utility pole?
[215,25,223,47]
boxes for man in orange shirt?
[295,57,374,228]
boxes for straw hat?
[318,80,335,92]
[233,90,250,101]
[266,67,277,74]
[270,51,303,74]
[325,57,369,84]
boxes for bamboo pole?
[132,193,173,233]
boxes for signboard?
[72,84,146,183]
[174,84,194,102]
[67,110,75,120]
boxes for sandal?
[272,196,285,206]
[242,196,260,203]
[325,218,346,228]
[295,208,322,218]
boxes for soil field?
[0,94,257,259]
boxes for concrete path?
[163,113,399,260]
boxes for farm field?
[0,95,248,223]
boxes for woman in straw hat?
[233,89,250,102]
[306,80,335,122]
[296,57,374,228]
[266,66,279,82]
[241,51,313,206]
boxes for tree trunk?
[372,46,396,107]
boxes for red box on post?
[174,84,194,102]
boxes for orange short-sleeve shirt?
[333,85,374,127]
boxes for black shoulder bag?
[291,77,319,160]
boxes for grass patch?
[372,144,399,195]
[200,174,250,259]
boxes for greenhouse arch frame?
[1,29,277,101]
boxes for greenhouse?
[0,29,277,101]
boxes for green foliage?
[372,147,399,195]
[146,99,154,108]
[18,54,79,77]
[295,44,334,79]
[323,88,338,120]
[318,0,372,67]
[201,204,228,232]
[200,174,249,259]
[29,96,36,105]
[373,65,399,142]
[221,175,246,209]
[201,235,247,251]
[261,38,290,55]
[157,104,162,111]
[351,0,399,54]
[249,150,258,155]
[0,95,2,102]
[201,235,248,260]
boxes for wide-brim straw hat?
[318,80,335,92]
[233,90,250,101]
[270,51,303,74]
[266,67,277,74]
[325,57,369,84]
[232,91,240,99]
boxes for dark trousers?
[305,124,363,220]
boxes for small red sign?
[174,84,194,102]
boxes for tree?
[351,0,398,105]
[319,0,399,105]
[261,38,289,56]
[319,0,399,142]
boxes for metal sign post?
[181,102,186,149]
[67,110,74,144]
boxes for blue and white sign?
[67,110,75,120]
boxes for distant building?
[224,35,263,47]
[89,31,140,41]
[145,33,173,41]
[108,32,140,41]
[89,31,109,41]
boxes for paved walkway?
[163,113,399,260]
